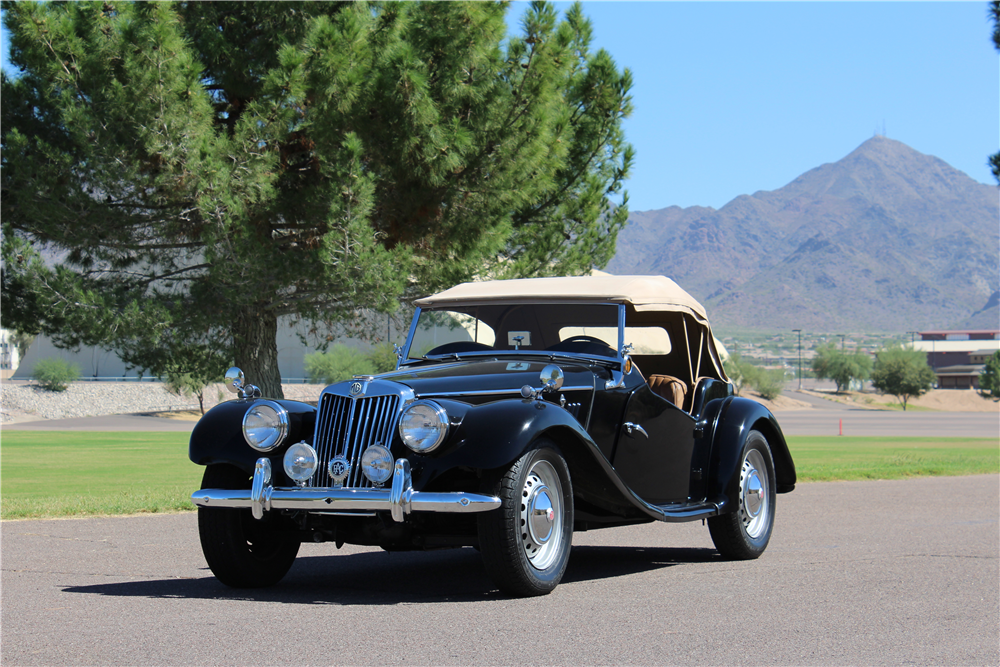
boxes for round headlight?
[398,400,448,453]
[283,442,318,485]
[361,445,394,486]
[242,400,289,451]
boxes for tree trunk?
[233,307,284,399]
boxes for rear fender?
[188,399,317,476]
[702,397,796,514]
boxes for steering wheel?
[426,341,494,356]
[560,335,612,347]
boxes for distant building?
[910,330,1000,390]
[10,316,403,383]
[0,329,21,380]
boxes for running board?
[646,499,722,523]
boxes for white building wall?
[10,315,408,382]
[0,329,22,380]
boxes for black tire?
[197,464,300,588]
[477,440,573,597]
[708,430,776,560]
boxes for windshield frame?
[400,303,626,366]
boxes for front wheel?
[477,440,573,597]
[708,430,776,560]
[198,464,301,588]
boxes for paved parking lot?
[2,475,997,666]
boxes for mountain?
[605,136,999,332]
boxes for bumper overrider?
[191,457,501,522]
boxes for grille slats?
[309,389,401,489]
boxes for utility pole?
[792,329,802,390]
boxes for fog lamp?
[361,445,394,486]
[283,442,318,486]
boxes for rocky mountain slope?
[605,136,999,332]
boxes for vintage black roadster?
[190,275,796,596]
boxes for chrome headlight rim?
[242,400,290,452]
[283,441,318,485]
[398,399,449,453]
[360,444,394,486]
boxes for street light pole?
[792,329,802,390]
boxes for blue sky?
[4,2,997,212]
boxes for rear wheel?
[478,440,573,597]
[708,430,776,560]
[198,464,300,588]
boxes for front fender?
[702,397,796,514]
[429,397,594,472]
[188,399,317,476]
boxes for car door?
[611,385,696,505]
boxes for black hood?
[376,357,599,400]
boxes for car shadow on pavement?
[59,544,718,604]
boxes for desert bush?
[722,353,756,396]
[367,342,400,374]
[32,358,80,391]
[751,367,787,400]
[304,345,376,384]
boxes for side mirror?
[521,364,564,400]
[225,367,245,394]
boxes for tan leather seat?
[647,374,687,407]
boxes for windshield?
[406,304,620,359]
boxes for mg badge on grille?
[328,456,351,488]
[350,381,364,396]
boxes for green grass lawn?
[787,436,999,482]
[1,431,997,520]
[1,431,202,520]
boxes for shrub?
[32,358,80,392]
[723,353,757,397]
[304,345,376,384]
[367,342,400,374]
[751,367,787,400]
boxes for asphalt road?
[2,474,997,666]
[772,408,999,438]
[5,405,998,438]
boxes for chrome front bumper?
[191,457,501,522]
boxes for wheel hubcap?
[744,470,763,517]
[527,485,555,544]
[519,460,564,570]
[739,449,770,539]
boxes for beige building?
[909,330,1000,390]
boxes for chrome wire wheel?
[519,460,564,571]
[739,448,771,540]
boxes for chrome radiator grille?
[310,391,401,488]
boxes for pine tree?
[1,1,633,397]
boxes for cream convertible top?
[415,275,708,321]
[415,275,728,385]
